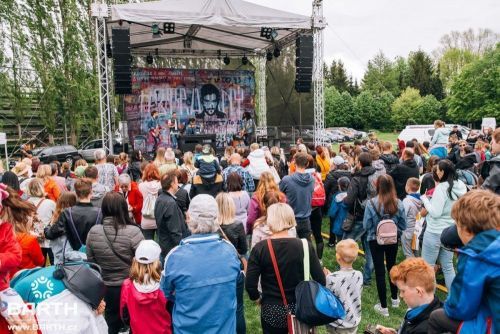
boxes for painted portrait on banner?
[124,68,255,152]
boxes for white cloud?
[248,0,500,80]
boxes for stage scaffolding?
[92,0,326,153]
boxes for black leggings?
[310,207,324,259]
[105,285,124,334]
[369,240,398,308]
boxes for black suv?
[35,145,82,166]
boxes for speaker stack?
[295,35,314,93]
[111,28,132,95]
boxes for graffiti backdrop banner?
[124,68,255,152]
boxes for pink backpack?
[370,200,398,245]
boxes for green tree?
[353,91,394,130]
[326,60,349,92]
[391,87,441,129]
[438,48,479,89]
[325,86,357,127]
[446,45,500,123]
[361,51,400,96]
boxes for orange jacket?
[13,232,45,277]
[44,178,61,201]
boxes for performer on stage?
[185,118,198,135]
[239,111,255,146]
[168,112,181,149]
[147,109,161,152]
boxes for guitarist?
[168,112,181,149]
[148,110,161,152]
[239,111,255,146]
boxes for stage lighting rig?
[163,22,175,34]
[273,47,281,58]
[223,54,230,65]
[260,27,278,40]
[266,51,273,61]
[241,55,249,65]
[152,23,161,38]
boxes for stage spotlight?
[163,22,175,34]
[273,47,281,58]
[146,53,154,65]
[223,54,230,65]
[260,27,278,40]
[152,23,161,38]
[242,55,249,65]
[266,51,273,61]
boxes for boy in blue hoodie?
[428,189,500,334]
[402,178,422,258]
[328,177,351,244]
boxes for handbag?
[53,239,107,310]
[267,239,313,334]
[294,239,346,326]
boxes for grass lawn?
[243,216,448,334]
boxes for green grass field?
[330,131,399,153]
[244,217,448,333]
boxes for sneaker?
[391,298,400,308]
[374,303,389,317]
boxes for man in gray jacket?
[155,170,190,260]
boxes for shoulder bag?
[101,225,133,266]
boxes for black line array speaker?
[295,35,313,93]
[112,28,132,95]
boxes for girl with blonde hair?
[153,147,167,167]
[246,171,286,233]
[180,151,197,183]
[36,164,61,201]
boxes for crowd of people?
[0,121,498,334]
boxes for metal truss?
[92,2,114,154]
[312,0,326,146]
[256,55,268,137]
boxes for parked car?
[78,139,128,162]
[34,145,82,166]
[398,124,470,144]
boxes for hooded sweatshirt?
[430,127,450,148]
[422,179,467,234]
[120,278,172,334]
[389,159,420,200]
[279,171,314,219]
[380,153,400,173]
[455,152,477,171]
[402,193,422,230]
[481,155,500,194]
[91,182,109,208]
[246,149,273,181]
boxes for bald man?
[222,153,255,192]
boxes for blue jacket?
[362,197,406,242]
[160,233,241,334]
[328,191,348,237]
[445,229,499,334]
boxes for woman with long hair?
[128,150,143,182]
[26,178,56,265]
[138,164,162,240]
[226,172,251,233]
[420,156,440,195]
[117,152,129,175]
[246,171,286,234]
[1,185,43,276]
[315,146,331,181]
[421,159,467,290]
[36,164,61,201]
[154,147,167,168]
[363,174,407,317]
[86,192,144,334]
[180,151,197,183]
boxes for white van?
[398,124,470,144]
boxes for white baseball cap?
[333,156,345,166]
[135,240,161,264]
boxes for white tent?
[108,0,312,56]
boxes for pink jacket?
[120,278,172,334]
[0,222,22,291]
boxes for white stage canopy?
[108,0,313,56]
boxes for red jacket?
[0,222,22,334]
[13,232,45,277]
[114,182,143,224]
[120,278,172,334]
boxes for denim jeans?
[343,221,373,284]
[422,230,456,290]
[170,133,178,149]
[236,273,246,334]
